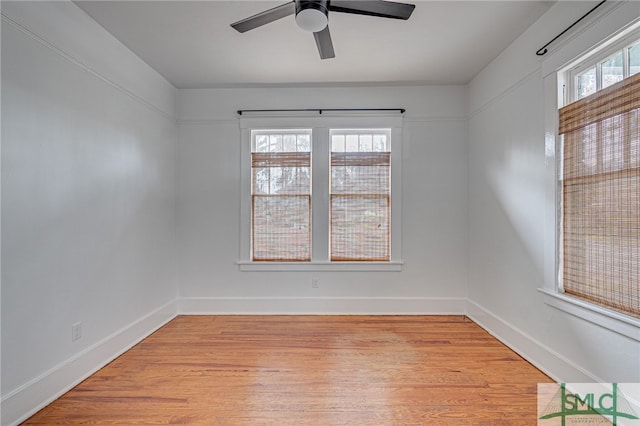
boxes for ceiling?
[74,1,554,89]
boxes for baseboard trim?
[4,297,605,425]
[465,299,601,383]
[1,299,178,426]
[178,296,467,315]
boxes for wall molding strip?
[1,12,175,121]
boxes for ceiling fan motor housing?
[295,0,329,32]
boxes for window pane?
[373,134,387,152]
[563,177,640,316]
[253,196,310,261]
[345,135,359,152]
[274,167,310,194]
[297,134,310,152]
[283,134,297,152]
[359,134,373,151]
[252,156,311,195]
[601,52,624,89]
[600,115,626,172]
[255,134,269,152]
[252,168,270,194]
[577,67,596,99]
[331,161,390,194]
[331,196,389,261]
[269,134,283,152]
[332,134,345,152]
[630,42,640,76]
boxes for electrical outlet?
[312,277,320,288]
[71,322,82,342]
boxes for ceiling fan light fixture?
[295,0,328,32]
[231,0,416,59]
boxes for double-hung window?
[557,32,640,319]
[251,130,312,261]
[330,130,391,261]
[239,115,402,271]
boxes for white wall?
[468,0,640,383]
[4,0,639,424]
[1,2,178,424]
[176,86,469,313]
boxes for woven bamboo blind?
[251,151,311,261]
[559,72,640,318]
[330,152,391,261]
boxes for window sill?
[237,261,404,272]
[538,288,640,342]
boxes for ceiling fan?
[230,0,416,60]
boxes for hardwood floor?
[24,315,552,425]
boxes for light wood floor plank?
[23,315,552,425]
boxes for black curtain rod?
[237,108,405,116]
[536,0,607,56]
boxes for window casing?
[539,4,640,342]
[239,115,403,272]
[558,30,640,319]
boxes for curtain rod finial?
[535,0,607,57]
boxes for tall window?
[559,62,640,318]
[240,115,402,270]
[330,130,391,261]
[251,130,311,261]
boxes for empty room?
[1,0,639,424]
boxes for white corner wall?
[176,86,469,314]
[1,2,178,424]
[468,0,640,383]
[4,1,640,424]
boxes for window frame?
[250,129,313,262]
[329,128,392,262]
[557,74,640,318]
[539,19,640,341]
[238,114,403,272]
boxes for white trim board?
[1,300,178,426]
[177,296,467,315]
[465,299,601,384]
[539,289,640,342]
[1,4,176,120]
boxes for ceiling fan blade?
[231,1,295,33]
[329,1,415,20]
[313,26,335,59]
